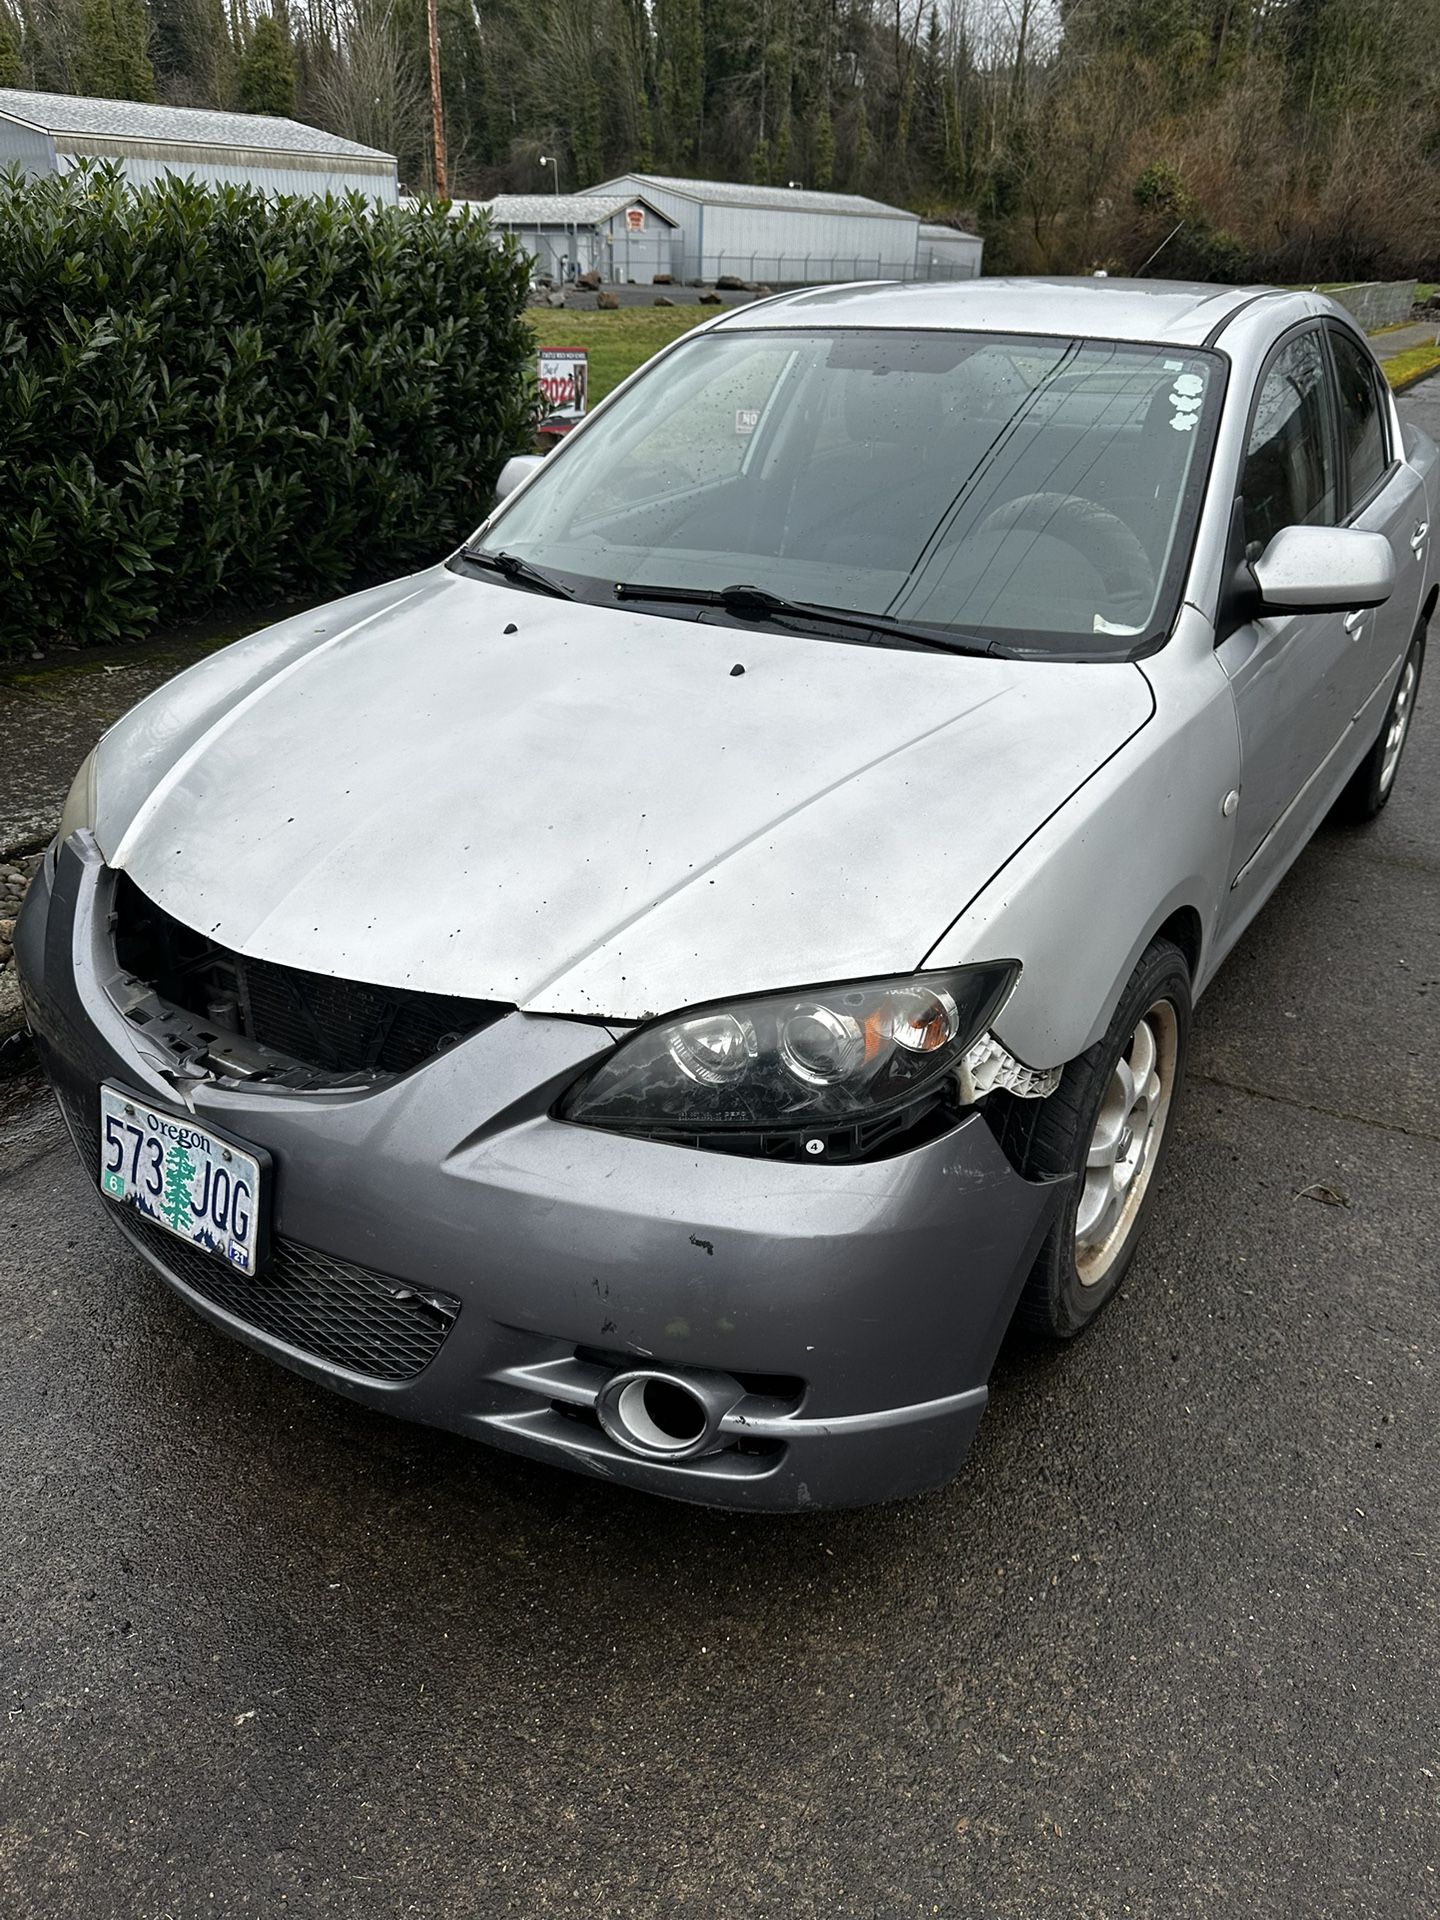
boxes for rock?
[576,269,603,290]
[652,273,672,285]
[545,291,567,307]
[698,291,723,305]
[716,274,747,290]
[754,285,774,298]
[596,290,621,310]
[653,295,677,306]
[687,278,707,288]
[0,920,14,943]
[0,963,24,1042]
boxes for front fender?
[925,611,1241,1067]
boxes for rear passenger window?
[1241,331,1338,558]
[1330,330,1389,507]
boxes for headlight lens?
[58,748,99,844]
[559,964,1018,1141]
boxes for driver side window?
[1240,331,1338,559]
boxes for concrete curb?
[1,826,52,865]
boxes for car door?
[1216,325,1354,934]
[1325,321,1429,701]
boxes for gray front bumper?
[16,840,1065,1510]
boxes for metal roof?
[587,173,917,222]
[482,192,676,227]
[712,277,1290,347]
[0,87,392,161]
[919,222,980,242]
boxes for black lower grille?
[112,874,509,1078]
[56,1083,457,1382]
[115,1209,458,1380]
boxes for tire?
[1335,628,1425,824]
[1011,939,1192,1341]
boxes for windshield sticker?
[1169,371,1206,432]
[736,408,760,435]
[1094,614,1144,635]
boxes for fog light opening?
[597,1371,718,1457]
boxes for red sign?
[625,206,646,232]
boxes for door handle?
[1413,520,1430,555]
[1343,610,1366,636]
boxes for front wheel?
[1010,939,1192,1340]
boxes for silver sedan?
[17,278,1435,1507]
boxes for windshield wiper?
[460,547,574,599]
[612,580,994,656]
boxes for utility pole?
[425,0,447,198]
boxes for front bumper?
[16,840,1065,1510]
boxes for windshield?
[480,327,1223,656]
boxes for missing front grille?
[111,874,510,1079]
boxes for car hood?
[96,568,1154,1020]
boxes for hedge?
[0,166,536,655]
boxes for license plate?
[98,1084,264,1276]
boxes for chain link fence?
[503,227,980,289]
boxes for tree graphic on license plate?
[160,1141,197,1232]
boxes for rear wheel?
[1336,629,1425,823]
[1011,939,1191,1340]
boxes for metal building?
[917,222,984,280]
[0,88,398,202]
[478,192,678,284]
[585,173,926,285]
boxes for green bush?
[0,166,536,654]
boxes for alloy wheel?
[1075,998,1180,1289]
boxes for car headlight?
[58,748,99,844]
[558,964,1019,1157]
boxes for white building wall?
[48,136,398,202]
[0,117,56,176]
[489,213,674,284]
[916,231,984,280]
[685,201,918,282]
[600,208,673,283]
[590,175,921,284]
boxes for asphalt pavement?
[3,389,1439,1919]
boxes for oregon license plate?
[98,1084,264,1276]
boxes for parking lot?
[3,385,1438,1920]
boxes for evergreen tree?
[656,0,703,165]
[0,5,22,87]
[150,0,233,105]
[71,0,156,101]
[236,11,297,117]
[810,102,834,189]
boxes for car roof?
[710,276,1313,348]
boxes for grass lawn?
[526,307,714,405]
[1382,339,1440,389]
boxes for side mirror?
[494,454,545,504]
[1252,525,1394,616]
